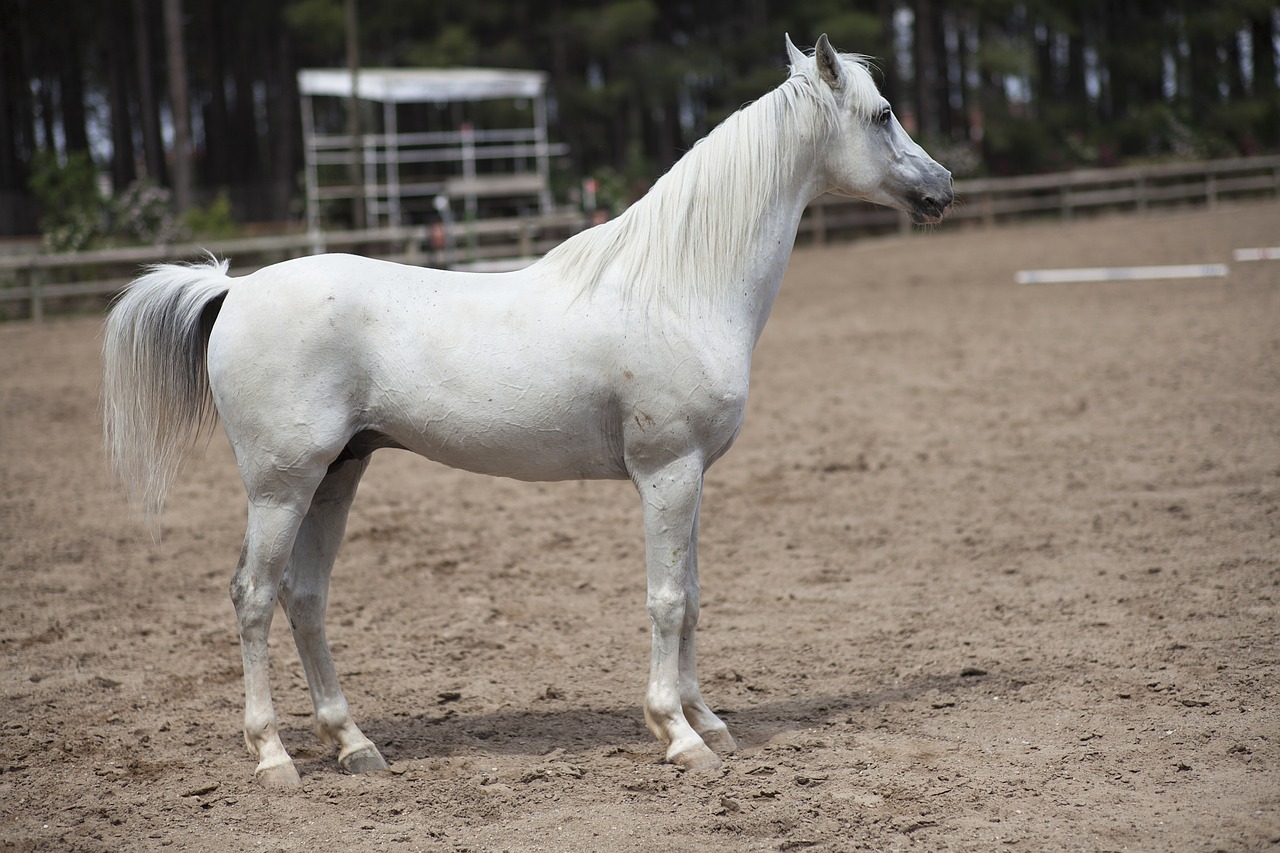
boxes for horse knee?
[647,586,686,631]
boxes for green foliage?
[571,0,657,54]
[285,0,346,60]
[588,154,654,216]
[28,150,102,251]
[109,180,187,246]
[982,115,1063,175]
[404,24,477,67]
[11,0,1278,240]
[185,192,241,240]
[27,153,199,250]
[813,11,883,53]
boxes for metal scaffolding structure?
[298,67,565,235]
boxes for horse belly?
[379,397,626,482]
[363,336,628,482]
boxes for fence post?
[1136,176,1148,213]
[30,265,44,323]
[404,228,423,266]
[518,223,533,258]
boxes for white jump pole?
[1015,264,1229,285]
[1233,247,1280,262]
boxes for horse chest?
[617,348,750,469]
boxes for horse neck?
[693,81,828,348]
[546,77,829,347]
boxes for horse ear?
[784,33,806,68]
[815,33,843,90]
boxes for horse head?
[788,34,953,225]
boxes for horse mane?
[538,47,882,306]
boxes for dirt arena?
[2,201,1278,852]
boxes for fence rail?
[800,154,1280,244]
[3,155,1278,321]
[0,212,588,321]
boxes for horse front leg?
[278,457,388,776]
[636,456,722,771]
[678,506,736,756]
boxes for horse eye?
[877,107,892,126]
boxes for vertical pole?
[461,123,478,260]
[385,100,401,227]
[29,265,45,323]
[461,123,477,222]
[300,94,325,253]
[534,91,552,215]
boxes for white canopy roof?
[297,68,548,103]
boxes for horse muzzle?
[906,175,954,225]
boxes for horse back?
[207,254,631,481]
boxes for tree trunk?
[345,0,365,229]
[232,37,261,190]
[953,14,972,142]
[1065,27,1089,113]
[163,0,193,213]
[58,8,90,154]
[913,0,941,139]
[933,0,953,138]
[1251,14,1276,96]
[1185,9,1222,116]
[131,0,165,182]
[266,18,298,222]
[106,8,138,192]
[204,4,232,188]
[878,0,901,107]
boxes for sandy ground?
[2,201,1278,852]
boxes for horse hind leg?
[231,478,324,787]
[278,456,388,776]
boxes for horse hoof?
[701,728,737,756]
[340,746,389,775]
[255,762,302,787]
[670,743,723,772]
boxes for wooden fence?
[2,155,1278,321]
[0,212,587,321]
[800,153,1280,244]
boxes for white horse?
[103,35,951,785]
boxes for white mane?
[539,49,883,307]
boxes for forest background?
[1,0,1277,246]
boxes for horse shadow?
[323,669,1011,768]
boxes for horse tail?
[102,254,233,527]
